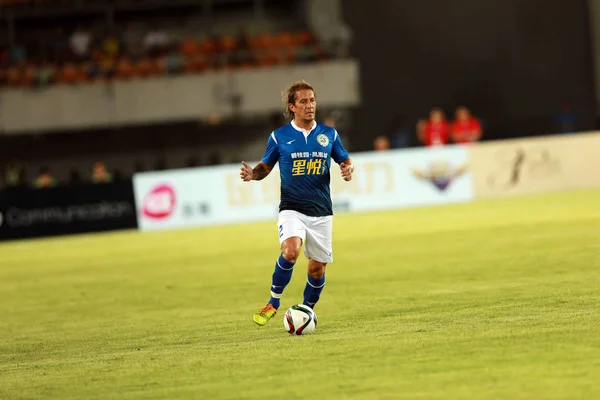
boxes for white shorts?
[277,210,333,263]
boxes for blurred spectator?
[34,167,56,188]
[122,22,145,60]
[144,26,169,58]
[3,159,24,187]
[36,61,56,87]
[389,114,412,149]
[555,102,578,134]
[10,43,27,64]
[69,25,93,62]
[91,161,112,183]
[1,24,328,89]
[49,28,69,63]
[98,52,117,80]
[102,34,121,59]
[373,135,391,151]
[233,28,255,66]
[35,37,53,63]
[418,108,450,147]
[220,34,237,67]
[451,106,482,144]
[164,45,184,75]
[84,48,104,80]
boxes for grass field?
[1,189,599,399]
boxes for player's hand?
[240,161,253,182]
[340,163,354,181]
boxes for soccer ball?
[283,304,317,335]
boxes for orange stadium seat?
[180,37,199,57]
[253,33,279,66]
[58,63,84,84]
[136,57,163,77]
[184,53,207,73]
[153,56,167,75]
[276,30,296,64]
[199,37,217,54]
[6,66,23,87]
[295,30,314,46]
[116,57,136,79]
[0,20,323,88]
[220,35,237,53]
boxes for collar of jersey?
[291,120,317,134]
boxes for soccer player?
[240,81,354,326]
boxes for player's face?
[291,89,316,123]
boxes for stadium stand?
[0,0,327,88]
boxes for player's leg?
[302,215,333,309]
[253,211,305,326]
[268,236,302,310]
[304,259,327,308]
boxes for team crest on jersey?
[317,134,329,147]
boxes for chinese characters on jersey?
[291,152,329,176]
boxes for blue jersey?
[261,121,349,217]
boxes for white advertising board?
[133,146,474,232]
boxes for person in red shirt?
[418,108,450,147]
[451,106,482,144]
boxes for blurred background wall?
[344,0,596,151]
[0,0,598,188]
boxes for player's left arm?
[339,157,354,182]
[331,130,354,182]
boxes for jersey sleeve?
[331,130,349,164]
[261,132,280,166]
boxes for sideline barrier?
[4,133,597,241]
[469,132,600,198]
[133,146,474,232]
[0,180,138,241]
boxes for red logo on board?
[142,184,176,219]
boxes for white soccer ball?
[283,304,317,335]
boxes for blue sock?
[303,274,325,309]
[268,254,295,310]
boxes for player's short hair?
[282,80,315,119]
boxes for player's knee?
[308,262,326,279]
[281,246,300,263]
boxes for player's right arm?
[240,161,273,181]
[240,132,279,182]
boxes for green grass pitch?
[1,189,599,399]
